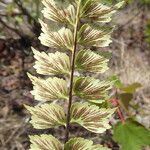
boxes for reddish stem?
[110,98,125,124]
[117,107,125,124]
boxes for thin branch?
[117,106,125,124]
[14,0,35,22]
[65,0,81,143]
[0,13,23,17]
[0,18,22,37]
[0,0,6,4]
[14,0,40,36]
[118,5,143,29]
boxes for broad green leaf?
[113,119,150,150]
[120,83,142,93]
[25,103,66,129]
[28,74,68,101]
[76,49,109,73]
[119,93,133,110]
[78,24,112,47]
[65,137,111,150]
[70,102,115,133]
[39,20,73,50]
[29,134,63,150]
[80,0,124,23]
[73,77,112,101]
[32,48,70,76]
[42,0,76,25]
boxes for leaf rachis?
[65,0,81,142]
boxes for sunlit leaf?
[78,24,112,47]
[76,49,109,73]
[39,20,73,50]
[30,135,110,150]
[65,137,111,150]
[32,48,70,76]
[80,1,124,23]
[42,0,76,25]
[70,102,115,133]
[119,93,133,110]
[25,103,66,129]
[29,134,63,150]
[120,83,142,93]
[73,77,112,101]
[28,74,68,101]
[113,119,150,150]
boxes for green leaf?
[70,102,115,133]
[32,48,70,76]
[28,74,68,101]
[65,137,111,150]
[29,134,63,150]
[119,93,133,110]
[25,103,66,129]
[109,75,123,88]
[120,83,142,93]
[113,119,150,150]
[74,77,112,101]
[76,49,109,73]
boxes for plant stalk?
[117,107,125,124]
[65,0,81,143]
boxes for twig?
[14,0,40,36]
[0,13,22,17]
[14,0,35,22]
[118,5,143,30]
[0,18,22,37]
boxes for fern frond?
[25,103,66,129]
[28,74,68,101]
[29,134,63,150]
[32,48,70,76]
[76,49,109,73]
[26,0,124,147]
[73,77,112,101]
[70,102,115,133]
[39,20,74,50]
[78,24,112,47]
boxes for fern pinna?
[25,0,124,149]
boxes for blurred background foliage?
[0,0,150,150]
[0,0,41,37]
